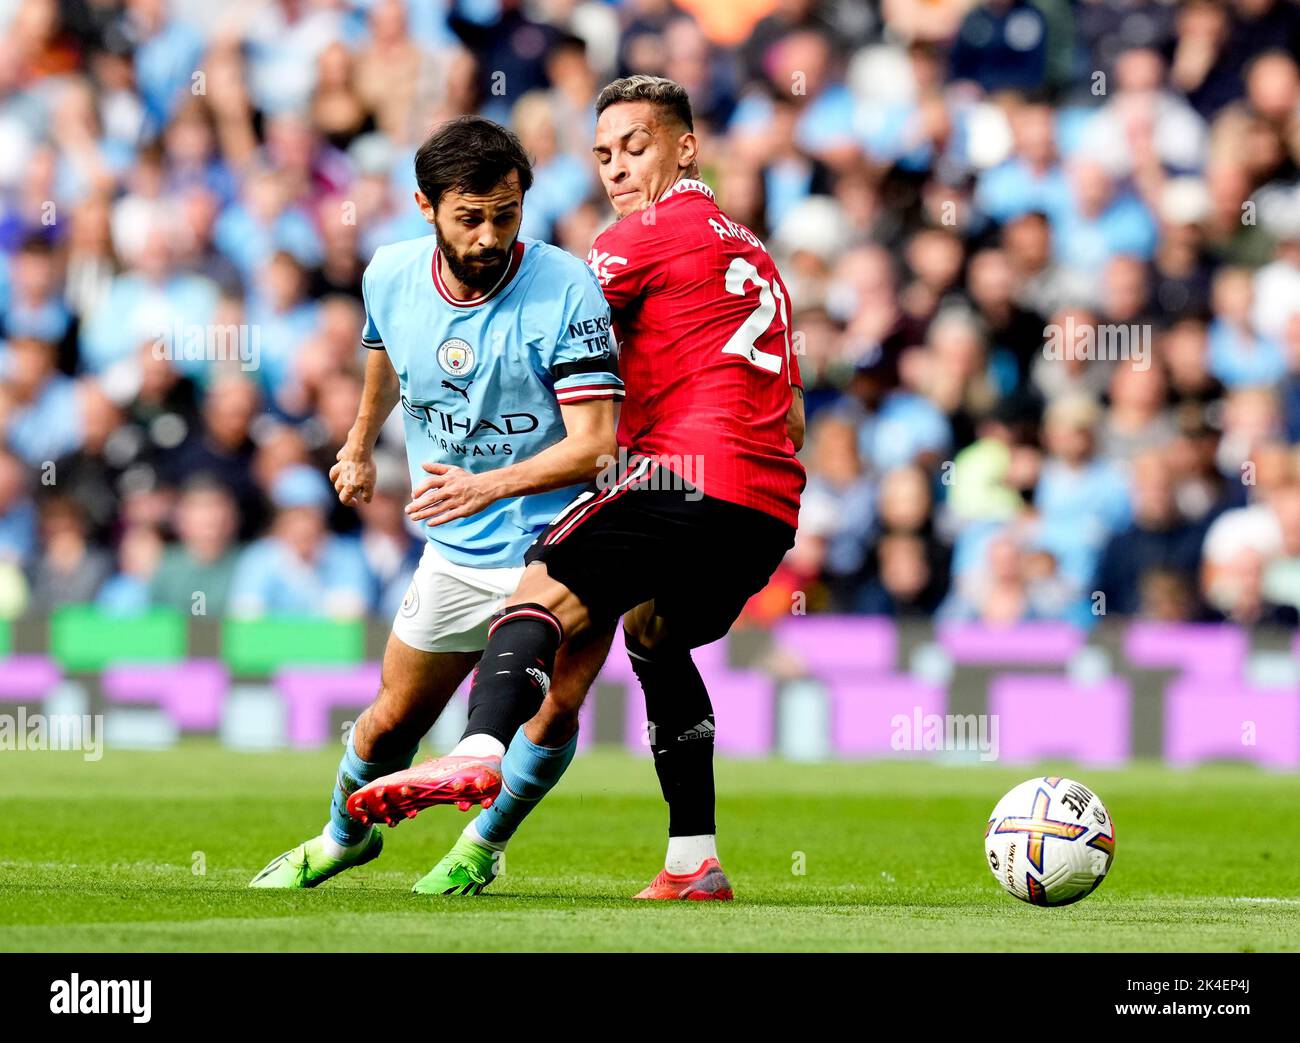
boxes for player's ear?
[677,131,698,173]
[414,190,436,225]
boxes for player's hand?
[331,446,376,506]
[406,463,495,526]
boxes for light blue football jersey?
[361,235,623,568]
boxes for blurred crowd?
[1,0,1300,629]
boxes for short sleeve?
[585,222,654,312]
[361,266,384,350]
[546,265,625,406]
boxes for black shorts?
[525,455,796,648]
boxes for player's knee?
[506,566,590,638]
[623,612,671,653]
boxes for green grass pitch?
[1,744,1297,952]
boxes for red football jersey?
[586,179,805,528]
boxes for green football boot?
[412,834,500,896]
[249,828,383,888]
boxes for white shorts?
[390,542,525,654]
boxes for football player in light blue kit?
[251,117,622,891]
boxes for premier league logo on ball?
[436,338,475,377]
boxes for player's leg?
[249,633,478,888]
[448,562,594,754]
[412,623,615,895]
[628,499,796,901]
[349,457,660,824]
[348,561,596,826]
[619,602,730,901]
[251,543,491,888]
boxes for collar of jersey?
[431,239,526,308]
[658,178,715,203]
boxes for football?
[985,777,1116,906]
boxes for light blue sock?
[471,726,577,846]
[328,734,417,846]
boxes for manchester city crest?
[400,579,419,618]
[436,337,475,376]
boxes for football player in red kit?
[350,76,804,901]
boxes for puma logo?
[441,379,472,401]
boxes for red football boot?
[346,755,502,827]
[633,857,734,901]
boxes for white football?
[985,776,1116,906]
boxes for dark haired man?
[251,116,623,891]
[353,79,805,900]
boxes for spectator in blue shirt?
[512,92,594,245]
[79,220,219,373]
[1050,160,1159,277]
[975,100,1071,225]
[1206,266,1287,389]
[212,168,323,280]
[97,524,165,615]
[0,449,36,566]
[1,336,82,467]
[839,345,953,475]
[245,251,322,403]
[124,0,207,129]
[0,238,74,354]
[228,465,372,618]
[1034,393,1133,588]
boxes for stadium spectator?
[975,99,1068,227]
[355,453,422,620]
[79,215,218,374]
[27,494,112,611]
[799,413,876,609]
[0,0,1296,631]
[1097,359,1178,464]
[97,522,164,614]
[1001,210,1081,319]
[0,449,36,568]
[964,247,1046,393]
[948,1,1049,95]
[858,464,951,616]
[161,373,264,537]
[1052,159,1158,278]
[227,464,370,619]
[1092,450,1208,617]
[48,380,133,541]
[1031,394,1132,592]
[149,476,240,617]
[1,335,80,467]
[839,343,953,476]
[1207,265,1287,388]
[0,237,75,359]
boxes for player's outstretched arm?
[407,398,618,526]
[330,348,401,506]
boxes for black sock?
[627,631,716,836]
[462,604,563,747]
